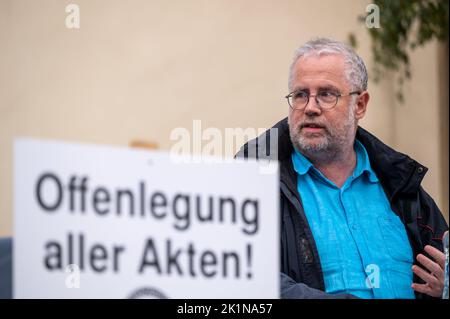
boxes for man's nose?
[304,96,322,116]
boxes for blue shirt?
[292,140,415,299]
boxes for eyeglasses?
[285,90,361,110]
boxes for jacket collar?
[242,117,427,200]
[355,125,427,199]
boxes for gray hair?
[288,38,368,92]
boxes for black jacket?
[236,117,448,299]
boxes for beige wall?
[0,0,448,236]
[393,40,449,224]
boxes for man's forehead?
[293,54,347,82]
[292,54,347,88]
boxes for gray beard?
[289,109,356,164]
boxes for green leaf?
[349,0,448,103]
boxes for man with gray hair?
[237,38,448,299]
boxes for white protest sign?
[14,138,279,298]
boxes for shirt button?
[417,166,424,174]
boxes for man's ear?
[354,91,369,120]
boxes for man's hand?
[411,232,447,298]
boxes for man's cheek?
[289,114,302,130]
[287,111,295,126]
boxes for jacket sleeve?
[0,237,12,299]
[412,187,448,299]
[417,186,449,251]
[280,272,358,299]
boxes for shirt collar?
[291,148,314,176]
[291,139,379,183]
[353,139,379,183]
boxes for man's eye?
[294,91,308,99]
[319,91,335,97]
